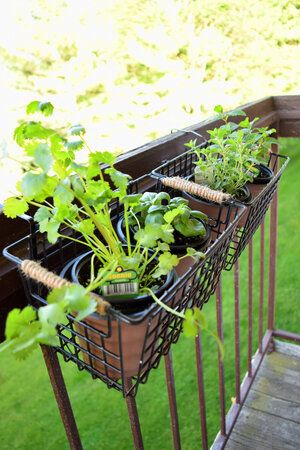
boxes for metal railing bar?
[40,345,83,450]
[248,239,253,377]
[267,139,279,332]
[195,330,208,450]
[272,330,300,343]
[258,221,265,353]
[234,261,241,404]
[267,189,278,332]
[124,378,144,450]
[164,351,182,450]
[211,329,273,450]
[215,280,226,436]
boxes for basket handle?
[161,176,231,204]
[20,259,110,316]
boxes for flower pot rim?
[68,249,176,314]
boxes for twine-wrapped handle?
[20,259,110,316]
[161,176,231,204]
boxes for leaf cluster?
[1,100,215,359]
[129,192,208,238]
[187,105,276,196]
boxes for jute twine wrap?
[20,259,110,316]
[161,176,231,204]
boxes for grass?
[0,138,299,449]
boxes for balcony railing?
[0,95,300,449]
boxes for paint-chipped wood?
[225,342,300,449]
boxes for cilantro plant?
[1,101,220,359]
[186,105,276,197]
[127,192,208,239]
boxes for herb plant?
[128,192,208,239]
[186,105,276,197]
[1,101,220,359]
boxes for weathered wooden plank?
[275,340,300,359]
[245,389,300,424]
[265,350,300,372]
[252,365,300,403]
[226,405,300,449]
[278,120,300,137]
[274,95,300,111]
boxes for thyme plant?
[187,105,276,197]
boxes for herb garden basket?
[151,150,289,271]
[3,176,244,397]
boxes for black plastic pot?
[253,163,274,184]
[234,184,251,204]
[60,253,175,379]
[116,216,212,255]
[247,164,274,199]
[69,250,175,314]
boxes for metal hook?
[170,128,206,142]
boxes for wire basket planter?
[151,150,289,271]
[3,176,245,398]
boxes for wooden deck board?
[225,341,300,450]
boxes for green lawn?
[0,138,299,450]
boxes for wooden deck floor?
[225,340,300,450]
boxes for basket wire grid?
[3,176,245,397]
[151,150,289,271]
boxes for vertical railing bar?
[124,378,144,450]
[195,330,208,450]
[258,221,265,353]
[267,189,278,330]
[234,261,241,404]
[215,280,226,436]
[41,345,83,450]
[164,351,182,450]
[268,138,279,333]
[248,239,253,377]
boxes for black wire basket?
[151,150,289,271]
[3,176,245,398]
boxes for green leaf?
[64,140,84,151]
[26,101,40,114]
[26,101,54,117]
[33,143,53,172]
[229,109,246,117]
[164,206,184,224]
[5,307,37,340]
[183,309,198,337]
[186,247,205,260]
[75,218,95,235]
[122,194,142,206]
[135,224,161,247]
[153,192,170,204]
[105,167,131,195]
[89,151,116,166]
[54,182,74,205]
[14,122,54,145]
[69,124,86,136]
[145,212,164,225]
[34,206,52,223]
[214,105,223,114]
[71,175,85,195]
[159,224,175,244]
[47,285,96,321]
[39,219,60,243]
[152,251,179,278]
[20,172,47,200]
[175,217,206,238]
[183,307,208,337]
[3,197,28,218]
[38,303,66,327]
